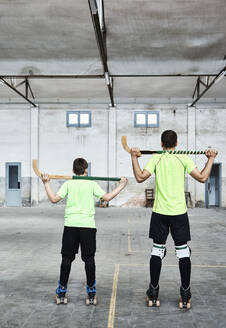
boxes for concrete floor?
[0,207,226,328]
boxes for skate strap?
[87,286,96,293]
[86,281,96,294]
[56,286,67,294]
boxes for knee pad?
[151,243,166,260]
[175,244,191,259]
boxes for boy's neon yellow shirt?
[144,153,196,215]
[57,180,105,228]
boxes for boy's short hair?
[73,158,88,175]
[161,130,177,148]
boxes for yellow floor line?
[106,262,225,327]
[128,228,132,253]
[107,264,120,328]
[127,218,132,253]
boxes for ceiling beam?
[112,74,222,78]
[25,78,35,99]
[0,74,223,79]
[0,78,37,107]
[0,75,105,79]
[88,0,114,107]
[190,66,226,107]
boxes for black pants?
[149,212,191,289]
[59,227,97,287]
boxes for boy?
[41,157,127,305]
[130,130,217,308]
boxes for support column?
[187,105,196,207]
[30,104,39,206]
[108,106,117,205]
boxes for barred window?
[67,111,91,127]
[134,111,159,128]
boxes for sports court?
[0,207,226,328]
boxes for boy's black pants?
[59,226,97,287]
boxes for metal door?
[5,163,22,207]
[205,163,222,207]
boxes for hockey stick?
[32,159,120,181]
[121,136,217,155]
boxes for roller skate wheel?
[146,296,160,307]
[179,301,191,309]
[64,298,68,304]
[93,296,97,305]
[147,299,153,307]
[146,296,152,307]
[86,297,90,305]
[56,296,61,305]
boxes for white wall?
[0,103,225,207]
[0,105,31,205]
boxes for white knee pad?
[151,243,166,259]
[175,244,191,259]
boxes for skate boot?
[56,281,68,305]
[86,281,97,305]
[179,286,191,309]
[146,284,160,307]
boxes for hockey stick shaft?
[121,136,217,155]
[72,176,120,181]
[140,150,206,155]
[32,160,120,181]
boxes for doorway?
[205,163,222,207]
[5,162,22,207]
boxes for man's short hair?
[73,158,88,175]
[161,130,177,148]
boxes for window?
[67,111,91,127]
[9,165,18,189]
[134,111,159,128]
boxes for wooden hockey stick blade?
[32,159,72,180]
[121,136,151,156]
[32,159,120,181]
[121,136,131,153]
[32,159,41,177]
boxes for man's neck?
[74,172,88,176]
[162,147,176,151]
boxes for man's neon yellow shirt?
[57,180,105,228]
[144,153,196,215]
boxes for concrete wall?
[0,105,31,206]
[0,103,225,207]
[195,107,226,206]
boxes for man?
[130,130,217,308]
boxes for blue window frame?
[66,111,92,127]
[134,111,159,128]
